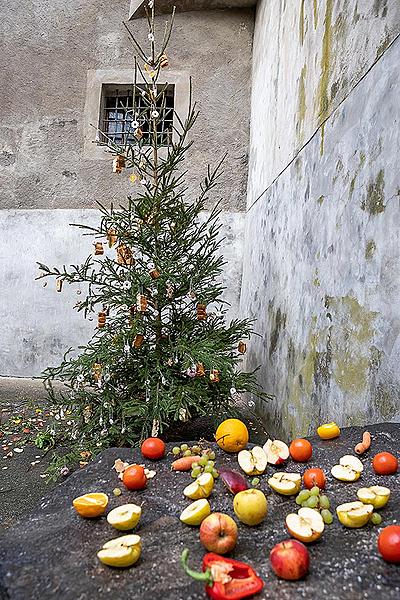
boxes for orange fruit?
[72,492,108,518]
[215,418,249,453]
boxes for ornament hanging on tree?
[196,303,207,320]
[159,53,169,68]
[209,369,220,383]
[112,155,125,174]
[238,341,247,354]
[149,266,160,279]
[56,279,63,292]
[179,408,189,422]
[136,293,148,312]
[94,242,104,255]
[196,362,205,377]
[186,364,197,378]
[133,333,144,348]
[134,127,143,140]
[92,362,102,382]
[97,311,106,328]
[116,244,134,265]
[151,418,160,437]
[129,174,138,184]
[107,228,118,247]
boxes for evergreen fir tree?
[36,2,267,470]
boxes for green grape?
[183,449,192,457]
[191,462,201,470]
[191,445,201,454]
[206,460,215,468]
[306,496,319,508]
[310,486,320,497]
[321,509,333,524]
[301,501,309,508]
[172,446,181,455]
[371,512,382,526]
[208,451,216,460]
[251,477,260,486]
[212,468,219,479]
[192,466,202,477]
[319,495,330,509]
[297,490,311,502]
[295,495,303,505]
[180,444,189,451]
[204,465,214,474]
[198,456,208,467]
[191,469,198,478]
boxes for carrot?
[171,455,201,471]
[355,431,371,455]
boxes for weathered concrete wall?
[0,210,244,377]
[241,0,400,437]
[0,2,253,211]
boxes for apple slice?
[263,439,289,465]
[97,534,141,567]
[107,503,142,531]
[237,446,267,475]
[331,455,363,482]
[268,472,302,496]
[357,485,390,509]
[183,472,214,500]
[286,507,325,543]
[336,501,373,528]
[180,499,211,526]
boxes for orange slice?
[72,492,109,518]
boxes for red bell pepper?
[181,549,264,600]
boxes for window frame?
[83,68,190,160]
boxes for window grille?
[100,84,174,147]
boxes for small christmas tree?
[37,2,266,470]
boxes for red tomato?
[141,437,166,460]
[378,525,400,563]
[372,452,398,475]
[122,465,147,490]
[289,439,312,462]
[303,468,326,490]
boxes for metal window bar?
[101,85,174,147]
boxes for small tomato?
[378,525,400,563]
[141,437,166,460]
[289,439,312,462]
[303,468,326,490]
[123,465,147,490]
[372,452,398,475]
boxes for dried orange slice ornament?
[72,492,108,518]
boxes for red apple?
[199,512,238,555]
[270,539,310,580]
[263,439,289,465]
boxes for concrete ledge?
[129,0,256,19]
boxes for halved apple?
[331,455,363,482]
[183,472,214,500]
[107,503,142,530]
[268,472,302,496]
[238,446,267,475]
[263,439,289,465]
[336,501,373,528]
[286,507,325,543]
[180,499,211,525]
[97,534,141,567]
[357,486,390,509]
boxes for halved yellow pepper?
[317,422,340,440]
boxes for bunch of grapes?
[191,452,219,480]
[172,443,204,458]
[296,486,333,524]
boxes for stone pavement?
[0,423,399,599]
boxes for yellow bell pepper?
[317,422,340,440]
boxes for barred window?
[99,83,174,147]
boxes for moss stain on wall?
[297,63,307,142]
[361,169,385,214]
[317,0,333,123]
[365,239,376,260]
[299,0,306,45]
[313,0,319,29]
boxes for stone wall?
[0,1,253,377]
[241,0,400,437]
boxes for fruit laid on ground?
[286,507,325,543]
[354,431,371,455]
[357,485,390,509]
[295,488,333,523]
[192,455,219,480]
[331,455,363,482]
[377,525,400,563]
[336,501,373,528]
[289,439,312,462]
[184,472,214,500]
[270,539,310,580]
[233,488,268,526]
[113,487,122,497]
[97,534,141,567]
[72,492,108,518]
[317,422,340,440]
[215,418,249,453]
[122,465,148,490]
[171,455,201,471]
[372,452,398,475]
[371,512,382,526]
[199,512,238,554]
[141,437,166,460]
[303,468,326,490]
[268,472,302,496]
[238,446,267,475]
[219,467,249,495]
[180,499,211,526]
[107,504,142,530]
[263,439,289,465]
